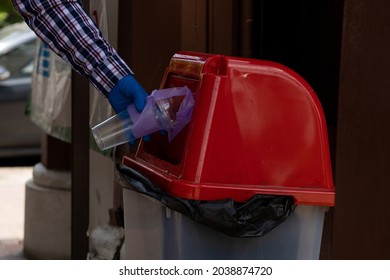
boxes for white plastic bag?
[27,40,72,143]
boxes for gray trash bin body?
[123,189,327,260]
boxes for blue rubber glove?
[108,75,151,143]
[108,75,148,114]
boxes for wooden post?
[70,0,90,261]
[333,0,390,259]
[70,70,90,259]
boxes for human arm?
[11,0,147,112]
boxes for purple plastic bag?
[130,86,195,141]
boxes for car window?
[0,39,37,79]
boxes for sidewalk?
[0,166,32,260]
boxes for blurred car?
[0,22,41,158]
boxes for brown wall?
[332,0,390,259]
[118,0,182,92]
[118,0,241,92]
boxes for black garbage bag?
[117,164,296,238]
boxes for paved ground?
[0,166,32,260]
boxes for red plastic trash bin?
[121,51,335,259]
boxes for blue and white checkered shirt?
[12,0,132,96]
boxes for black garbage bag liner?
[117,164,296,238]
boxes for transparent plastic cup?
[91,108,139,151]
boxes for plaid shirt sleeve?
[12,0,133,96]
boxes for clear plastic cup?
[91,108,139,151]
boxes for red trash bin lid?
[123,51,335,206]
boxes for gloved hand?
[108,75,148,113]
[108,75,151,143]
